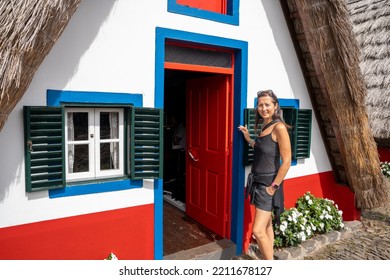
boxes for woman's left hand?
[265,186,276,196]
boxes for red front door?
[186,75,231,237]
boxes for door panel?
[186,75,230,237]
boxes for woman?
[238,89,291,260]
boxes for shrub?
[380,161,390,178]
[104,252,118,260]
[273,192,344,248]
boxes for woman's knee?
[252,228,267,240]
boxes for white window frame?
[65,107,124,182]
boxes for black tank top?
[251,125,281,175]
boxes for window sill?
[49,177,143,198]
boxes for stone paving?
[234,180,390,260]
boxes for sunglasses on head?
[257,90,274,96]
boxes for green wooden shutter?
[293,109,312,159]
[129,107,163,179]
[24,106,65,192]
[281,107,296,157]
[243,108,256,165]
[282,108,312,160]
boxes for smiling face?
[257,95,277,121]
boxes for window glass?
[100,143,119,170]
[100,112,119,140]
[68,112,88,141]
[65,108,124,181]
[70,144,89,173]
[165,44,232,68]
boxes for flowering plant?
[273,192,344,248]
[104,252,118,260]
[380,161,390,178]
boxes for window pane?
[68,144,89,173]
[100,142,119,170]
[100,112,119,140]
[68,112,88,141]
[165,44,232,68]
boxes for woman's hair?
[254,89,291,134]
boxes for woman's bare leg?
[266,216,274,246]
[252,208,274,260]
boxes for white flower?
[325,213,332,219]
[105,252,118,260]
[280,221,288,233]
[299,231,306,241]
[305,195,310,200]
[319,223,324,229]
[338,210,343,216]
[308,199,313,205]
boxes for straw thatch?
[294,0,389,208]
[0,0,82,131]
[346,0,390,147]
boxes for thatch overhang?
[280,0,389,208]
[346,0,390,147]
[0,0,82,131]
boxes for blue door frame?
[154,27,248,259]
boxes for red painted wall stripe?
[0,204,154,260]
[242,171,360,252]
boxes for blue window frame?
[22,89,164,198]
[46,90,144,198]
[167,0,240,25]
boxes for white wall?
[0,0,331,227]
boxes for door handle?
[188,151,199,162]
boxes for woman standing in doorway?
[238,90,291,260]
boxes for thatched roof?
[0,0,82,131]
[281,0,389,209]
[346,0,390,147]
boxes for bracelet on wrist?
[248,139,255,147]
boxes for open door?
[186,74,231,237]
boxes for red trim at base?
[0,204,154,260]
[242,171,360,252]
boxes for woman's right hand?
[238,125,250,142]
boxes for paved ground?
[235,179,390,260]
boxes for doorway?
[155,28,249,259]
[163,69,232,256]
